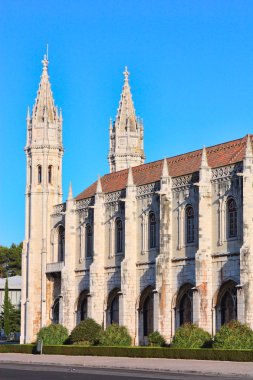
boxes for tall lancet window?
[38,165,42,184]
[149,212,156,248]
[58,225,65,262]
[116,219,123,253]
[186,205,194,244]
[48,165,53,184]
[86,224,93,258]
[227,198,237,238]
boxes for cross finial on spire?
[42,54,49,70]
[123,66,129,81]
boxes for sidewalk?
[0,353,253,377]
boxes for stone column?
[89,176,106,326]
[121,167,138,343]
[61,183,77,333]
[240,135,253,328]
[194,147,213,334]
[156,159,173,342]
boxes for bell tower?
[108,67,145,172]
[21,55,64,343]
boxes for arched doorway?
[107,288,121,326]
[52,298,60,324]
[138,286,154,344]
[216,280,237,329]
[175,283,193,328]
[76,290,89,324]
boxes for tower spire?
[108,67,145,173]
[32,53,59,124]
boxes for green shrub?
[213,320,253,350]
[148,331,166,347]
[37,324,68,345]
[70,318,102,345]
[171,323,211,348]
[100,323,132,346]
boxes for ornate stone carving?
[52,203,66,215]
[136,182,160,198]
[105,190,126,204]
[75,197,94,211]
[211,163,243,181]
[172,173,199,190]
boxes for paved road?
[0,364,250,380]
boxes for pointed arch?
[185,205,194,244]
[149,212,156,249]
[227,197,238,238]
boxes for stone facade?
[21,57,253,344]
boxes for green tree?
[0,242,22,278]
[3,279,10,336]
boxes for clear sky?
[1,0,253,246]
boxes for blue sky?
[1,1,253,246]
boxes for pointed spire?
[127,166,134,186]
[67,182,73,200]
[115,67,138,132]
[200,146,209,168]
[161,158,169,178]
[123,66,129,82]
[32,53,58,124]
[96,175,103,193]
[26,106,30,120]
[245,134,253,158]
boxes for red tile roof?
[76,135,250,201]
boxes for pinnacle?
[200,146,209,168]
[114,67,138,132]
[127,166,134,186]
[96,175,103,193]
[32,55,59,123]
[161,158,169,178]
[245,134,253,158]
[67,182,73,200]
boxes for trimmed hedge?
[1,344,253,361]
[0,344,35,354]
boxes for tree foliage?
[0,243,22,278]
[213,320,253,349]
[171,323,212,348]
[100,323,132,346]
[3,279,10,336]
[0,279,21,335]
[37,324,69,345]
[148,331,166,347]
[70,318,102,345]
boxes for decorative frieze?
[105,190,126,204]
[75,197,94,211]
[172,173,199,190]
[211,163,243,181]
[52,203,66,215]
[136,182,160,198]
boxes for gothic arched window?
[227,198,237,238]
[186,205,194,244]
[38,165,42,184]
[110,295,119,324]
[80,298,88,321]
[179,292,192,325]
[86,224,93,258]
[58,225,65,262]
[143,293,154,336]
[116,219,123,253]
[52,298,59,324]
[48,165,53,184]
[149,212,156,249]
